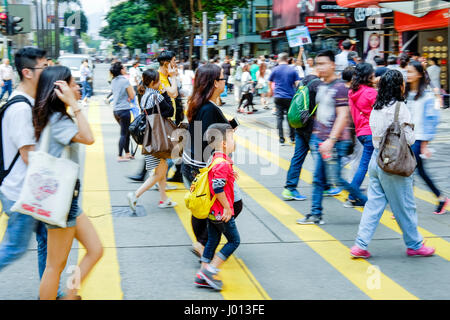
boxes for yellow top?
[159,71,176,121]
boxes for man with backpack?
[0,47,51,282]
[297,50,367,225]
[282,65,321,201]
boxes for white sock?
[206,264,219,274]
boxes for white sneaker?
[165,184,178,190]
[127,192,137,212]
[152,183,178,191]
[158,198,177,208]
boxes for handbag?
[11,125,80,228]
[129,109,148,145]
[142,95,178,159]
[376,102,417,177]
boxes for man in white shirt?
[0,47,53,284]
[0,58,15,101]
[128,60,141,113]
[335,40,352,74]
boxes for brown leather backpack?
[376,102,417,177]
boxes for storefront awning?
[336,0,406,8]
[337,0,450,17]
[395,8,450,32]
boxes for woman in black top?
[182,64,231,256]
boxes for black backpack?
[0,95,33,186]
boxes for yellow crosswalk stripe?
[78,101,123,299]
[170,188,271,300]
[0,211,7,243]
[233,132,450,262]
[235,167,417,300]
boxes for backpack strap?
[0,95,33,185]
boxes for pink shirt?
[348,85,377,137]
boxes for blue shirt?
[268,64,301,99]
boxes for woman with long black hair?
[346,63,377,208]
[406,60,448,214]
[182,63,242,258]
[110,62,135,162]
[33,66,103,299]
[351,69,435,259]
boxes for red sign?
[306,16,326,29]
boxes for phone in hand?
[229,117,240,129]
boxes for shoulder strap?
[394,101,401,122]
[0,95,33,185]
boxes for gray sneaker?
[198,268,223,291]
[296,214,324,225]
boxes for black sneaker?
[296,214,324,225]
[128,174,146,182]
[434,197,449,215]
[343,199,365,208]
[198,268,223,291]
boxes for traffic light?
[9,15,23,35]
[0,13,8,35]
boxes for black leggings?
[182,162,243,247]
[113,110,131,157]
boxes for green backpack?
[287,78,320,129]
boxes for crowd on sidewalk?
[0,40,449,298]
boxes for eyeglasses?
[27,64,49,70]
[217,78,227,81]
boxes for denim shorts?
[46,190,82,229]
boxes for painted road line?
[78,101,123,299]
[234,133,450,262]
[0,212,7,243]
[227,111,445,206]
[235,167,417,300]
[170,189,271,300]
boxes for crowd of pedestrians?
[0,40,448,298]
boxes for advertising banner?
[286,26,312,47]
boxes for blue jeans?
[355,150,423,250]
[81,80,92,100]
[285,131,309,191]
[310,134,368,216]
[0,191,47,279]
[0,79,12,100]
[348,135,374,201]
[411,140,441,198]
[201,217,240,263]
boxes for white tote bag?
[11,125,80,228]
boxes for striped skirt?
[145,154,161,171]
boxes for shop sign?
[414,0,450,14]
[318,1,354,13]
[354,7,392,22]
[305,16,326,29]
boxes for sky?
[80,0,111,37]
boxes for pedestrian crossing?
[0,100,449,300]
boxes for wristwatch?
[329,136,338,142]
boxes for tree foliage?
[101,0,248,54]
